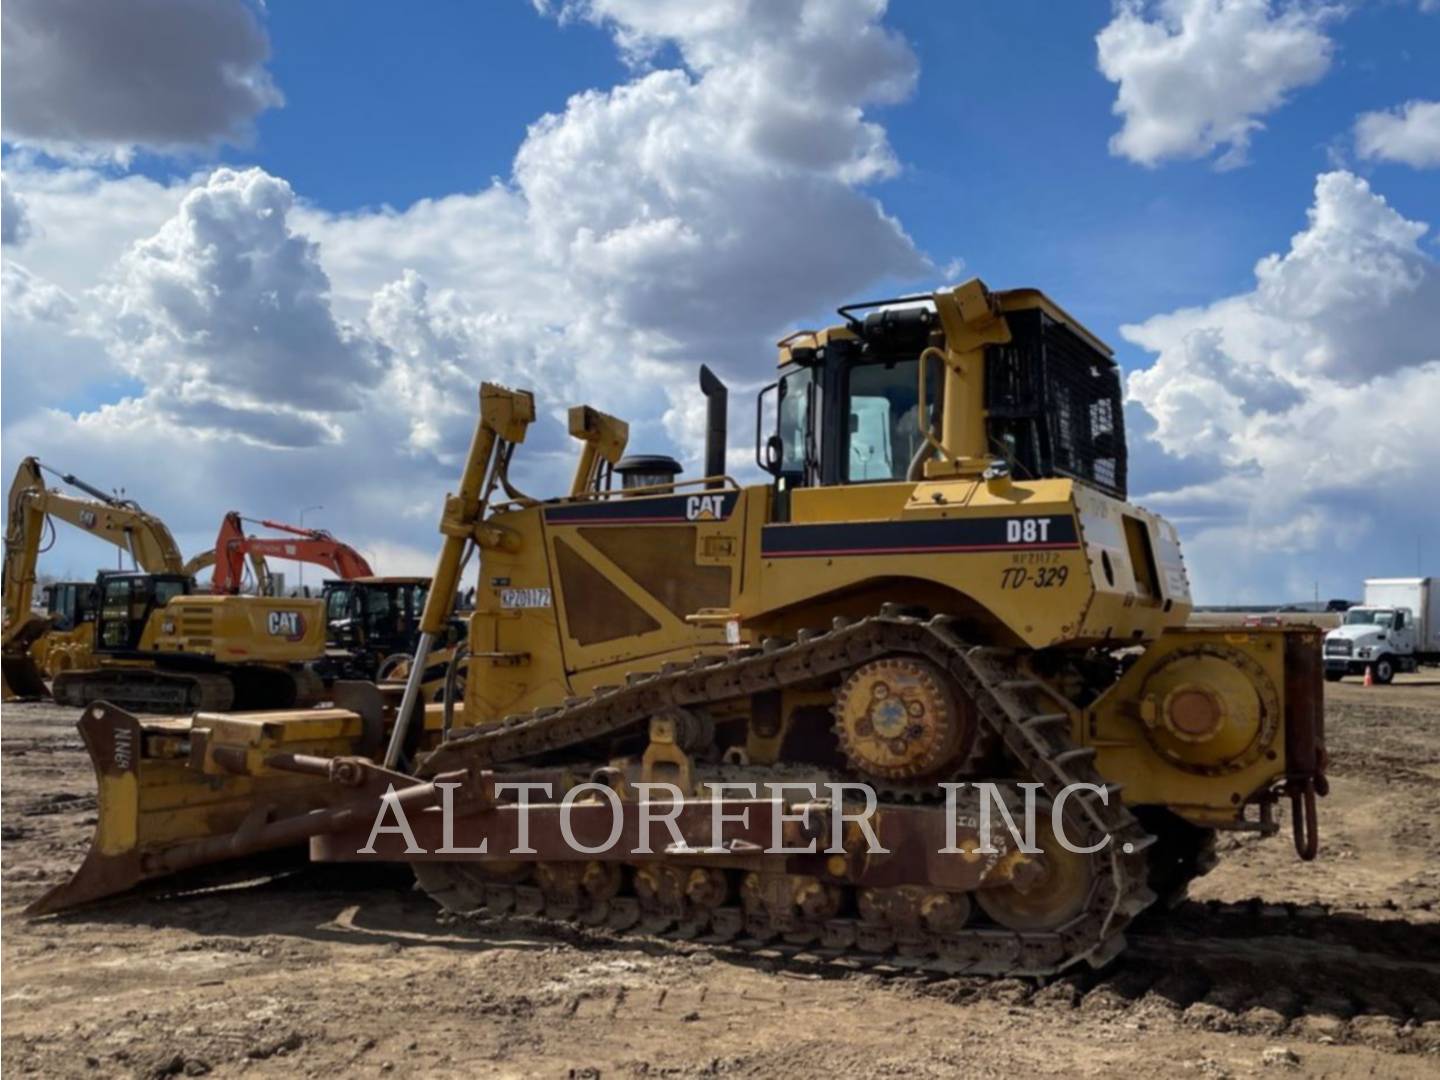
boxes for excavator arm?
[3,457,185,699]
[181,546,273,594]
[3,460,53,696]
[203,511,374,594]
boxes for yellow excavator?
[2,457,325,710]
[34,280,1326,979]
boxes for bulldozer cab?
[93,571,190,654]
[758,287,1127,502]
[42,580,99,632]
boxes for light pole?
[298,504,323,594]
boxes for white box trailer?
[1323,577,1437,683]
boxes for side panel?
[150,596,327,663]
[1072,484,1193,640]
[465,505,571,726]
[542,490,743,676]
[742,477,1184,647]
[465,492,755,725]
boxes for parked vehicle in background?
[1323,578,1437,683]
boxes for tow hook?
[1288,777,1319,861]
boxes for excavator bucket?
[3,614,54,701]
[3,654,50,701]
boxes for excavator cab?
[92,571,191,654]
[42,580,99,632]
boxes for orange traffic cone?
[1363,664,1374,687]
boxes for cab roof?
[776,282,1111,366]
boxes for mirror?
[764,435,783,472]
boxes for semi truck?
[1323,577,1437,683]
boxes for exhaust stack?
[699,364,728,489]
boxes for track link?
[415,612,1158,976]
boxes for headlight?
[1358,647,1372,657]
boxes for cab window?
[777,365,818,479]
[99,578,134,649]
[846,359,926,481]
[326,587,354,621]
[366,589,403,637]
[154,579,186,606]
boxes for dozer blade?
[27,700,386,915]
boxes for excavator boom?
[205,511,374,594]
[3,457,185,699]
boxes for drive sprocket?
[832,657,981,784]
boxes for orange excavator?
[194,513,465,694]
[196,512,375,595]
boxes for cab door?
[95,577,146,653]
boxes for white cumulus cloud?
[1096,0,1336,168]
[1355,99,1440,169]
[342,0,931,468]
[1125,172,1440,599]
[99,167,388,448]
[2,0,931,576]
[1,0,282,159]
[2,176,33,245]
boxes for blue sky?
[3,0,1438,602]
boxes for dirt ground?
[4,675,1439,1079]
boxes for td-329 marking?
[1001,566,1070,589]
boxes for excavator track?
[50,664,322,713]
[52,669,236,712]
[415,611,1159,977]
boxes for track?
[50,662,323,712]
[51,667,235,711]
[416,610,1160,977]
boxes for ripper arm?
[385,383,537,766]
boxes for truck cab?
[1323,577,1437,683]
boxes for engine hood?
[1326,625,1389,646]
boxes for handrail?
[915,345,951,462]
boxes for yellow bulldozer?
[32,280,1327,978]
[2,457,325,711]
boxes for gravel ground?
[3,674,1438,1078]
